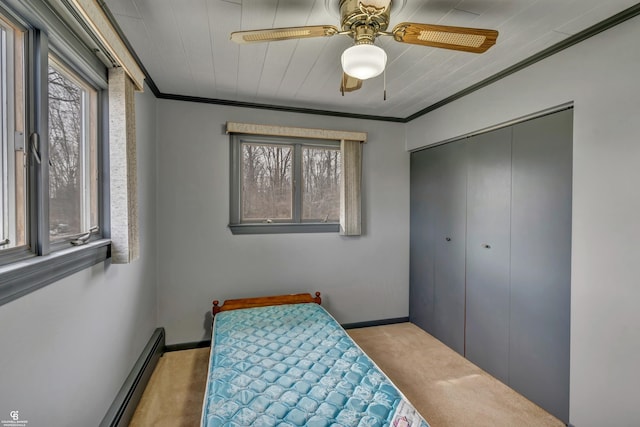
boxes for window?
[0,2,111,306]
[48,56,98,242]
[241,142,293,221]
[227,122,365,236]
[301,145,341,222]
[230,135,341,234]
[0,13,26,253]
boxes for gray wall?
[0,85,158,426]
[406,15,640,427]
[155,100,409,345]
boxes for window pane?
[48,58,98,240]
[0,16,26,252]
[241,143,292,221]
[302,146,341,222]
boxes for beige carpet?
[129,323,564,427]
[129,347,209,427]
[347,323,563,427]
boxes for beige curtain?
[108,68,139,263]
[340,140,362,236]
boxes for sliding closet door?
[410,148,438,333]
[410,142,467,353]
[432,141,467,354]
[465,127,512,383]
[509,110,572,423]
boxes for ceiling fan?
[230,0,498,95]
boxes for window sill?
[0,239,111,307]
[229,223,340,235]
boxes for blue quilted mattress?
[201,303,429,427]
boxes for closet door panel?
[465,128,512,383]
[509,110,572,423]
[432,141,467,355]
[410,148,438,333]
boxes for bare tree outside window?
[48,60,98,241]
[302,147,341,221]
[48,65,82,237]
[242,143,293,221]
[232,136,341,232]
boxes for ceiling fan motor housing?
[340,0,391,44]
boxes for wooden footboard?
[212,292,321,316]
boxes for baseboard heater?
[100,327,165,427]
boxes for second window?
[231,135,341,233]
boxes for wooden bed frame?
[212,292,322,316]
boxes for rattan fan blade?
[340,72,363,94]
[231,25,339,44]
[392,22,498,53]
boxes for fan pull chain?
[383,68,387,101]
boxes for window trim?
[229,223,339,235]
[0,238,109,306]
[229,134,341,235]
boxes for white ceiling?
[103,0,639,120]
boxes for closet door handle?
[482,243,491,249]
[445,237,451,242]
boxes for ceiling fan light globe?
[341,44,387,80]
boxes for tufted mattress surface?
[201,303,429,427]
